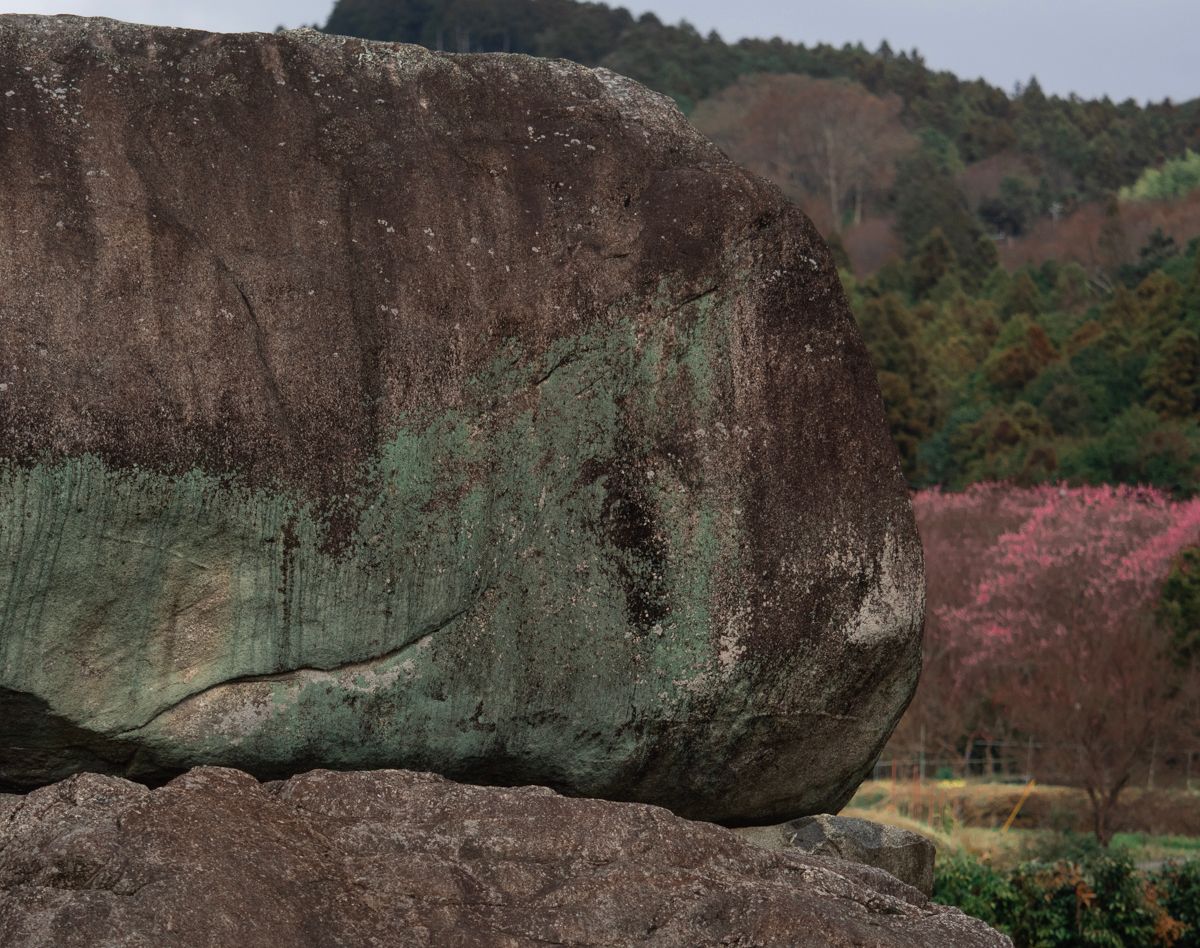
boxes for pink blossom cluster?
[915,484,1200,672]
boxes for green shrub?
[1026,829,1109,864]
[1152,860,1200,947]
[933,852,1017,933]
[934,851,1197,946]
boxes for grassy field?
[847,780,1200,869]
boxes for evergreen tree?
[894,139,995,285]
[910,228,956,297]
[1187,249,1200,317]
[1003,271,1043,318]
[1098,194,1128,274]
[1144,329,1200,420]
[856,294,939,479]
[983,319,1059,397]
[978,176,1040,237]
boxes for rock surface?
[0,767,1009,947]
[738,814,937,895]
[0,15,923,822]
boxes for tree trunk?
[1087,783,1126,847]
[823,127,840,231]
[1147,734,1158,789]
[1087,787,1109,846]
[961,734,977,778]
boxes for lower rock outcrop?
[738,813,937,896]
[0,767,1008,946]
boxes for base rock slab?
[0,768,1009,947]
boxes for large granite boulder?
[0,767,1009,947]
[0,15,924,822]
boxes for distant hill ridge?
[322,0,1199,204]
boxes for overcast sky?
[3,0,1197,104]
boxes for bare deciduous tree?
[693,74,913,232]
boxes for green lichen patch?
[1,303,752,801]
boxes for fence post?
[1147,734,1158,790]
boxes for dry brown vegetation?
[693,74,913,234]
[853,781,1200,839]
[1000,190,1200,271]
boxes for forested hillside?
[321,0,1200,495]
[323,0,1200,203]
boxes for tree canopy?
[324,0,1200,209]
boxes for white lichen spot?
[845,531,923,645]
[717,608,748,674]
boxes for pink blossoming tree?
[896,484,1200,844]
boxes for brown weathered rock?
[0,768,1009,947]
[0,15,923,823]
[739,813,937,895]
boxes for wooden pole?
[1002,779,1037,833]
